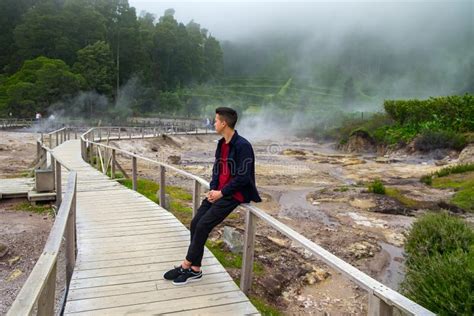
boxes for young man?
[164,107,261,285]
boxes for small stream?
[379,241,405,290]
[267,185,406,291]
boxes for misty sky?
[129,1,473,42]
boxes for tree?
[0,56,85,117]
[13,0,106,67]
[0,0,39,73]
[73,41,115,97]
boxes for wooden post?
[37,261,56,316]
[55,160,62,207]
[74,129,77,139]
[118,127,121,140]
[141,127,144,139]
[80,138,84,160]
[66,184,76,285]
[132,156,137,191]
[368,294,394,316]
[36,141,41,161]
[49,134,52,148]
[159,166,166,207]
[50,156,56,182]
[89,143,93,164]
[192,180,201,218]
[111,149,116,179]
[95,146,100,170]
[55,133,59,147]
[240,210,256,295]
[99,128,102,141]
[107,128,110,143]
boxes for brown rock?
[459,144,474,164]
[0,242,8,258]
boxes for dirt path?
[0,200,54,314]
[0,131,37,178]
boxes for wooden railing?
[8,128,77,315]
[0,118,35,129]
[80,127,434,316]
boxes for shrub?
[420,163,474,186]
[384,94,474,132]
[367,179,385,194]
[414,130,466,151]
[402,213,474,314]
[404,213,474,262]
[401,247,474,315]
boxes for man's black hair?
[215,107,238,129]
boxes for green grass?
[367,179,386,195]
[334,186,350,192]
[250,297,282,316]
[13,202,53,215]
[385,187,422,209]
[205,240,264,276]
[430,171,474,212]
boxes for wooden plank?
[77,218,179,232]
[77,231,190,246]
[78,222,185,238]
[73,255,217,278]
[77,237,190,256]
[78,224,186,240]
[63,290,252,315]
[162,301,259,315]
[76,244,192,262]
[64,281,241,313]
[69,262,224,289]
[67,272,233,301]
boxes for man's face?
[214,114,226,134]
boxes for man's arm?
[209,160,219,190]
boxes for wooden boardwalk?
[53,140,259,315]
[0,177,34,199]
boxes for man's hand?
[206,190,223,203]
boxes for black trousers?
[185,196,240,267]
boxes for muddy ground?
[109,133,472,314]
[1,130,471,314]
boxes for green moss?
[385,187,420,208]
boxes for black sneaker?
[172,268,202,285]
[163,265,185,281]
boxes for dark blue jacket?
[210,130,262,203]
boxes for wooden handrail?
[7,127,78,315]
[80,126,434,316]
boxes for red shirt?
[217,142,244,203]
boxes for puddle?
[379,241,405,290]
